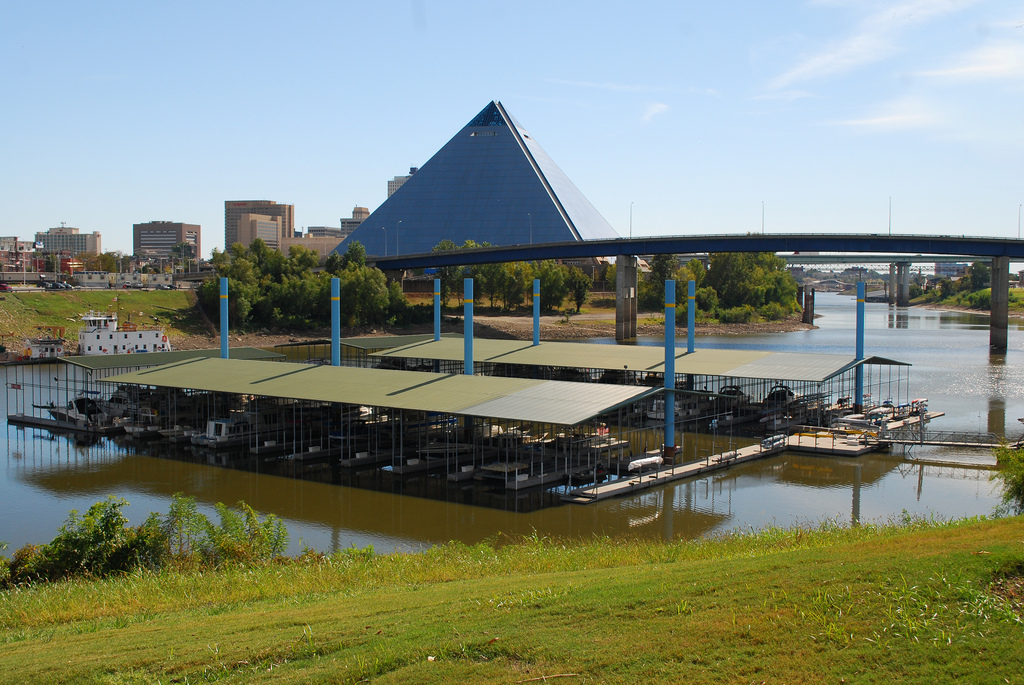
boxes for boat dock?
[561,423,927,504]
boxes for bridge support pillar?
[888,264,896,305]
[616,254,638,341]
[990,255,1009,351]
[896,262,911,307]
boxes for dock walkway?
[561,432,880,505]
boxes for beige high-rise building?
[224,200,294,248]
[387,168,418,198]
[234,214,283,250]
[34,226,102,255]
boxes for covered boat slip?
[271,332,462,366]
[99,357,660,489]
[371,338,912,432]
[4,348,284,435]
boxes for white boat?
[41,397,111,428]
[192,417,251,449]
[628,456,664,471]
[77,310,171,355]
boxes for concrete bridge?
[371,233,1024,351]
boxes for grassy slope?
[913,287,1024,312]
[1,517,1022,684]
[0,291,209,344]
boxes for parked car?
[0,283,12,292]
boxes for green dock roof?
[102,357,657,426]
[371,339,904,383]
[61,347,284,371]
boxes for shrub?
[758,302,787,321]
[993,446,1024,516]
[0,543,8,586]
[1,495,290,588]
[718,305,757,324]
[965,289,991,309]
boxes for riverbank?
[1,515,1021,683]
[173,312,814,349]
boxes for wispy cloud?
[643,103,669,122]
[918,40,1024,80]
[768,0,980,90]
[831,96,942,130]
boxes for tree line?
[199,238,800,330]
[198,240,429,329]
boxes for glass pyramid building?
[333,101,619,258]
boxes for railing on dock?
[880,427,1006,448]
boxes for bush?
[993,446,1024,516]
[0,543,8,586]
[1,495,290,588]
[718,305,757,324]
[758,302,787,321]
[965,289,991,309]
[8,497,163,584]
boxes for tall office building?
[224,200,294,248]
[34,226,102,255]
[133,221,201,258]
[235,214,284,250]
[340,206,369,237]
[387,168,418,198]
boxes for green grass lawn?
[2,516,1022,683]
[0,290,209,344]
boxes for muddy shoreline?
[171,313,814,350]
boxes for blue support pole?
[855,281,865,409]
[665,280,676,458]
[533,278,540,346]
[464,278,473,376]
[219,277,229,359]
[433,278,441,342]
[331,277,340,367]
[687,280,695,354]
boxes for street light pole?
[396,220,401,255]
[1018,204,1021,240]
[382,227,387,257]
[629,202,633,239]
[528,213,532,244]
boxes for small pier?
[562,416,942,504]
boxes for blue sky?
[3,0,1023,257]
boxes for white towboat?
[77,310,171,355]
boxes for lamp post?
[629,202,633,239]
[528,213,532,244]
[381,227,387,257]
[1018,204,1021,240]
[396,220,401,255]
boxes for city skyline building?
[34,225,102,255]
[235,214,283,250]
[341,206,369,236]
[335,101,619,257]
[224,200,294,248]
[133,221,201,258]
[387,169,418,198]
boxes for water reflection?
[887,306,909,329]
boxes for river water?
[2,293,1020,555]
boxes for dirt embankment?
[171,312,813,349]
